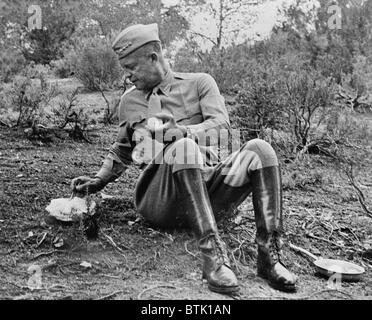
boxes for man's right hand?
[70,176,104,196]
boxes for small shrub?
[22,63,52,79]
[50,44,79,79]
[48,88,97,142]
[74,37,122,91]
[0,49,27,83]
[283,70,336,149]
[231,64,336,155]
[260,128,297,156]
[0,73,59,128]
[97,89,121,125]
[50,58,74,79]
[174,44,255,94]
[282,169,324,190]
[282,158,325,190]
[230,62,286,141]
[21,2,79,65]
[323,106,371,144]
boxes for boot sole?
[208,283,240,295]
[257,272,297,293]
[267,280,297,293]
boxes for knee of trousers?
[164,137,204,172]
[242,138,278,169]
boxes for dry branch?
[344,163,372,218]
[301,289,355,300]
[31,250,63,260]
[96,290,126,300]
[184,240,198,259]
[306,233,345,249]
[100,232,134,258]
[137,284,177,300]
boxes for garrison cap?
[112,23,160,60]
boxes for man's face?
[120,52,161,91]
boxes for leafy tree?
[273,0,372,83]
[1,0,83,64]
[178,0,266,49]
[73,36,122,91]
[82,0,189,46]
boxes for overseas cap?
[112,23,160,60]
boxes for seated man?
[71,23,297,294]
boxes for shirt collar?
[146,68,173,100]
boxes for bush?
[230,62,286,138]
[98,90,120,125]
[230,61,336,154]
[50,58,74,79]
[50,44,80,79]
[323,106,371,145]
[21,3,79,65]
[0,73,59,128]
[282,167,324,190]
[74,37,123,91]
[0,49,27,83]
[283,70,336,149]
[172,40,204,73]
[48,88,97,142]
[174,44,256,94]
[174,34,363,157]
[173,39,310,95]
[22,62,52,79]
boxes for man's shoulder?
[173,71,214,82]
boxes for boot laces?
[268,235,281,263]
[212,234,230,266]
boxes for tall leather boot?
[251,166,297,292]
[174,168,239,294]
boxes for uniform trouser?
[135,138,278,238]
[135,138,281,239]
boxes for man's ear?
[150,52,159,62]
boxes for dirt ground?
[1,88,372,300]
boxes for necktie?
[147,86,163,130]
[148,87,162,118]
[131,87,163,165]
